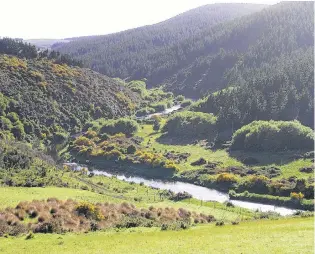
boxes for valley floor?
[0,217,313,254]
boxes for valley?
[0,1,314,253]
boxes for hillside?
[165,1,314,97]
[54,2,313,100]
[53,3,265,83]
[0,39,138,143]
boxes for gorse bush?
[230,120,314,151]
[290,192,304,201]
[162,111,217,138]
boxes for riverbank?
[229,192,314,211]
[92,169,301,215]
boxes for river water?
[137,104,182,119]
[93,170,297,216]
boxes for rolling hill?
[0,38,138,143]
[53,3,266,87]
[54,2,313,100]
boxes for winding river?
[93,170,297,216]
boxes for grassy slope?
[0,217,313,254]
[0,187,118,209]
[137,124,313,178]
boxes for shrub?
[52,132,68,144]
[100,118,139,136]
[216,173,238,183]
[0,116,13,130]
[231,120,314,151]
[136,107,155,117]
[191,157,207,166]
[175,95,185,102]
[151,102,167,112]
[11,123,25,140]
[215,221,225,226]
[25,231,35,240]
[290,192,304,201]
[74,136,93,147]
[181,99,192,107]
[127,145,137,154]
[163,111,217,138]
[75,202,104,221]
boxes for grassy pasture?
[0,217,313,254]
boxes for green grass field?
[0,217,313,254]
[136,124,313,179]
[0,187,117,209]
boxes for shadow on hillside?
[228,150,310,167]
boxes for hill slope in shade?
[53,3,266,87]
[54,2,313,99]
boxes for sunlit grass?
[0,217,313,254]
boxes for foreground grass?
[0,217,313,254]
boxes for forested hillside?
[165,1,314,97]
[190,48,314,133]
[54,2,313,101]
[0,38,138,144]
[53,3,265,82]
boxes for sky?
[1,0,282,39]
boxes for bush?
[0,116,13,130]
[100,118,139,136]
[231,120,314,151]
[175,95,185,102]
[162,111,217,138]
[25,231,35,240]
[191,157,207,166]
[75,202,104,221]
[290,192,304,201]
[215,221,224,226]
[126,145,137,154]
[180,99,192,107]
[151,102,167,112]
[216,173,238,183]
[136,107,155,117]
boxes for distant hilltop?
[24,38,70,49]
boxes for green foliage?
[75,202,104,221]
[126,145,137,154]
[0,54,137,141]
[0,116,13,130]
[151,102,167,112]
[54,3,265,88]
[175,95,185,102]
[0,132,62,187]
[100,118,139,136]
[136,107,155,117]
[180,100,192,108]
[231,120,314,151]
[163,111,217,138]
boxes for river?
[93,170,297,216]
[137,104,182,119]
